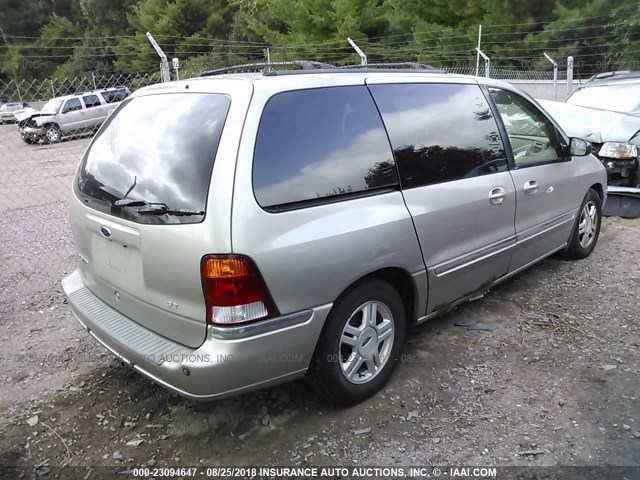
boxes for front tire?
[44,125,61,144]
[564,188,602,260]
[309,279,407,405]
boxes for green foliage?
[0,0,638,81]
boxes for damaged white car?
[539,71,640,217]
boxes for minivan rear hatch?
[71,89,236,348]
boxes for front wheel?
[44,125,61,144]
[309,279,407,405]
[564,188,602,260]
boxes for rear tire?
[564,188,602,260]
[309,279,406,405]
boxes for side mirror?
[569,137,592,156]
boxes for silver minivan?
[62,69,606,404]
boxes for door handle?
[523,180,539,195]
[489,187,507,205]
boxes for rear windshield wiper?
[137,206,204,217]
[114,199,204,216]
[114,199,166,208]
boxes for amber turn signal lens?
[203,257,250,279]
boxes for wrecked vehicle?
[16,87,130,144]
[538,71,640,217]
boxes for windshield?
[567,84,640,113]
[75,93,231,225]
[41,99,63,114]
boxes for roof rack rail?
[200,60,336,76]
[336,62,443,72]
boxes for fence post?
[146,32,171,82]
[15,81,23,104]
[476,48,490,78]
[347,37,367,66]
[543,53,558,101]
[475,25,482,77]
[566,56,574,98]
[51,79,55,98]
[92,73,97,90]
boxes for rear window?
[75,93,231,224]
[253,86,398,210]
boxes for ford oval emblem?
[100,226,112,238]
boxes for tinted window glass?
[369,83,507,189]
[83,95,101,108]
[76,93,230,224]
[253,86,398,208]
[489,88,563,168]
[63,98,82,113]
[101,88,130,104]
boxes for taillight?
[201,255,278,325]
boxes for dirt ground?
[0,124,639,478]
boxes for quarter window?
[101,88,129,104]
[253,86,398,209]
[369,83,507,189]
[489,88,564,168]
[62,98,82,113]
[83,95,101,108]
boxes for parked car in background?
[62,67,606,405]
[17,87,131,144]
[0,102,29,124]
[538,71,640,217]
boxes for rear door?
[488,87,583,272]
[81,94,105,129]
[70,85,248,347]
[368,80,516,313]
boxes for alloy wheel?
[578,200,598,248]
[339,301,395,384]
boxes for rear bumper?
[62,270,330,401]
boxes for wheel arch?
[590,182,604,202]
[333,267,420,328]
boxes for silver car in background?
[18,87,130,144]
[0,102,29,124]
[62,69,606,405]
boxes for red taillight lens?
[201,255,277,325]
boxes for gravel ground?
[0,124,639,478]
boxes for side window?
[253,86,398,209]
[489,88,563,168]
[62,98,82,113]
[82,95,101,108]
[369,83,507,189]
[101,89,129,104]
